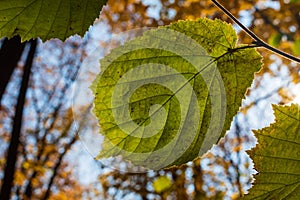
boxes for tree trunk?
[0,36,26,105]
[0,39,37,200]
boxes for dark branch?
[211,0,300,64]
[42,134,78,200]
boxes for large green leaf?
[92,18,262,169]
[0,0,107,41]
[245,104,300,199]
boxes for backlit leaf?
[245,104,300,199]
[0,0,107,41]
[92,18,262,169]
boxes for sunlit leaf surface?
[92,18,262,169]
[245,104,300,199]
[0,0,107,41]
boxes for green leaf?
[245,104,300,200]
[290,0,300,3]
[153,175,172,193]
[0,0,107,41]
[92,18,262,169]
[292,38,300,56]
[268,33,282,48]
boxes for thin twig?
[211,0,300,64]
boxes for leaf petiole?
[212,0,300,64]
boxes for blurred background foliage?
[0,0,299,199]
